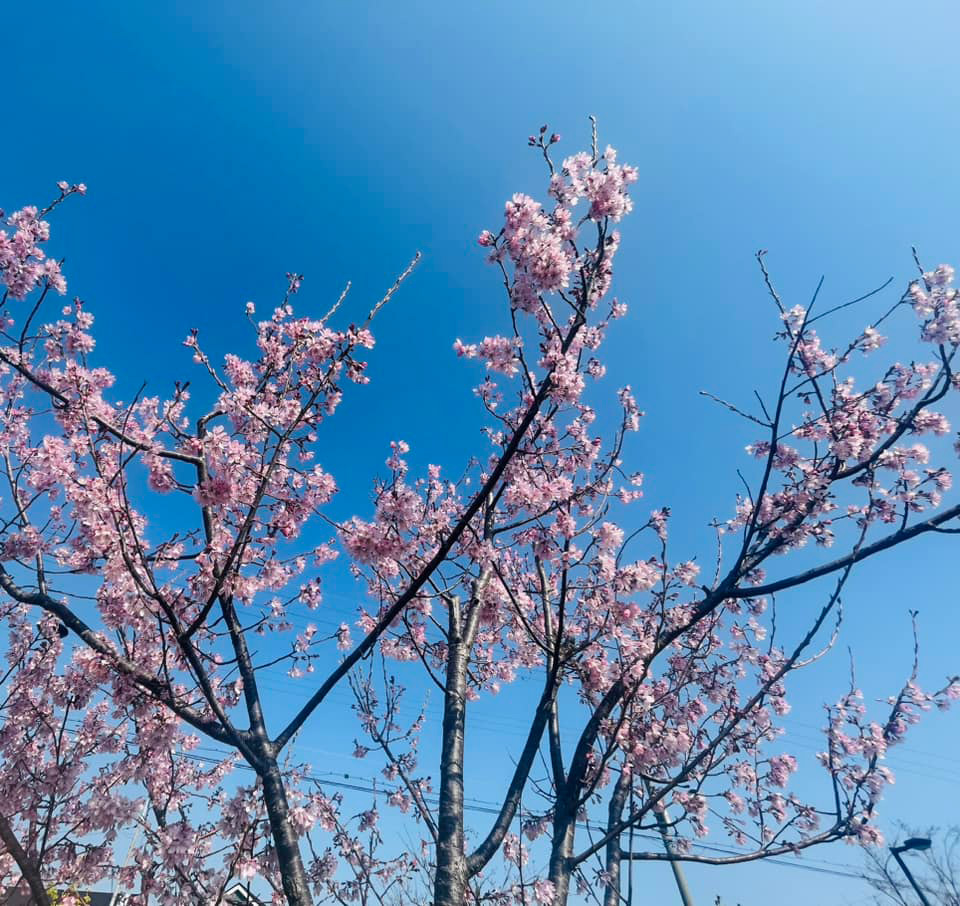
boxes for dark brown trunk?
[261,759,313,906]
[0,812,51,906]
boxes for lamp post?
[889,836,932,906]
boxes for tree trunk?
[549,678,626,905]
[261,759,313,906]
[548,803,577,906]
[433,637,469,906]
[0,812,51,906]
[602,772,630,906]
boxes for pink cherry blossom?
[0,125,957,906]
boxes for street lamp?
[889,837,932,906]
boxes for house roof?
[223,885,266,906]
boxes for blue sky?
[4,2,960,902]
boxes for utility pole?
[653,808,696,906]
[108,803,149,906]
[644,779,695,906]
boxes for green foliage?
[48,888,92,906]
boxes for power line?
[172,748,873,883]
[37,718,881,893]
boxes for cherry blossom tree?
[0,126,957,906]
[0,604,134,906]
[0,182,424,905]
[341,129,960,906]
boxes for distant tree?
[0,599,267,905]
[0,598,141,906]
[0,126,957,906]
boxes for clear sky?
[4,2,960,903]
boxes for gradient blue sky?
[4,2,960,903]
